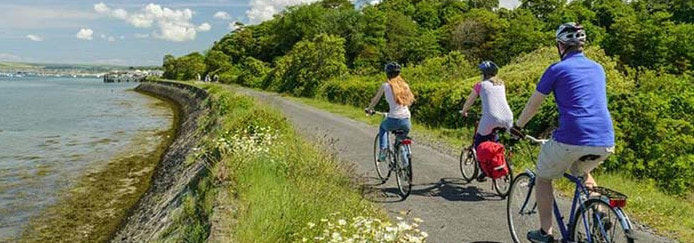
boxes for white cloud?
[108,36,116,42]
[228,21,241,31]
[246,0,319,24]
[94,3,207,42]
[94,3,110,14]
[76,28,94,40]
[197,22,211,32]
[26,34,43,41]
[213,11,231,20]
[0,6,97,29]
[100,33,107,39]
[134,33,150,38]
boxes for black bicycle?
[369,111,413,199]
[459,112,513,198]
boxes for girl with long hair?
[366,62,415,162]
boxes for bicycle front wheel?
[570,198,635,243]
[395,145,412,199]
[373,134,390,181]
[507,172,538,243]
[460,146,478,183]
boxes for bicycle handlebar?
[365,108,388,117]
[524,135,547,144]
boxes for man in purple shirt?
[511,23,616,242]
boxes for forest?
[162,0,693,196]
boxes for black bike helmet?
[384,62,401,78]
[556,22,586,47]
[478,61,498,76]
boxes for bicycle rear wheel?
[460,146,478,183]
[373,134,390,181]
[493,163,513,198]
[507,172,538,243]
[570,198,635,243]
[395,145,412,199]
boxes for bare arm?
[460,89,478,115]
[367,85,385,110]
[516,91,548,127]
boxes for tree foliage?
[163,0,693,195]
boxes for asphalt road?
[234,86,673,243]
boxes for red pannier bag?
[476,141,509,179]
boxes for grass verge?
[290,92,693,241]
[169,84,399,242]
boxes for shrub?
[263,34,348,97]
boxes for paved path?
[234,86,673,243]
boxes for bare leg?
[536,177,555,235]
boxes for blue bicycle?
[507,135,634,243]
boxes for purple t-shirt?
[536,51,615,147]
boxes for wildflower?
[338,219,347,226]
[413,217,423,223]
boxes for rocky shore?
[111,81,212,242]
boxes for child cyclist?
[460,61,514,181]
[365,62,415,162]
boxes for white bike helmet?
[556,22,586,46]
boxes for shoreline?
[18,88,180,242]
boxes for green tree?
[264,34,349,97]
[205,50,231,75]
[384,11,440,65]
[521,0,567,22]
[179,52,207,80]
[413,1,442,29]
[494,9,549,65]
[353,5,387,72]
[469,0,499,10]
[445,9,509,62]
[162,54,177,79]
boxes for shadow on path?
[361,177,503,203]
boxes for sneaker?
[527,229,555,243]
[378,149,387,162]
[476,171,488,182]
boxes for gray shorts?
[536,139,615,180]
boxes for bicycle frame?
[522,169,632,243]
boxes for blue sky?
[0,0,520,67]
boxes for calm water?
[0,77,172,240]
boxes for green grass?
[290,92,694,242]
[169,83,385,242]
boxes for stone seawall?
[111,81,211,242]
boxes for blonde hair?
[387,75,415,106]
[487,76,504,86]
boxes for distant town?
[0,61,163,82]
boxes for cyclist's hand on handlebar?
[365,108,375,116]
[510,124,525,139]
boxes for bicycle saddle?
[579,154,601,161]
[392,129,407,134]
